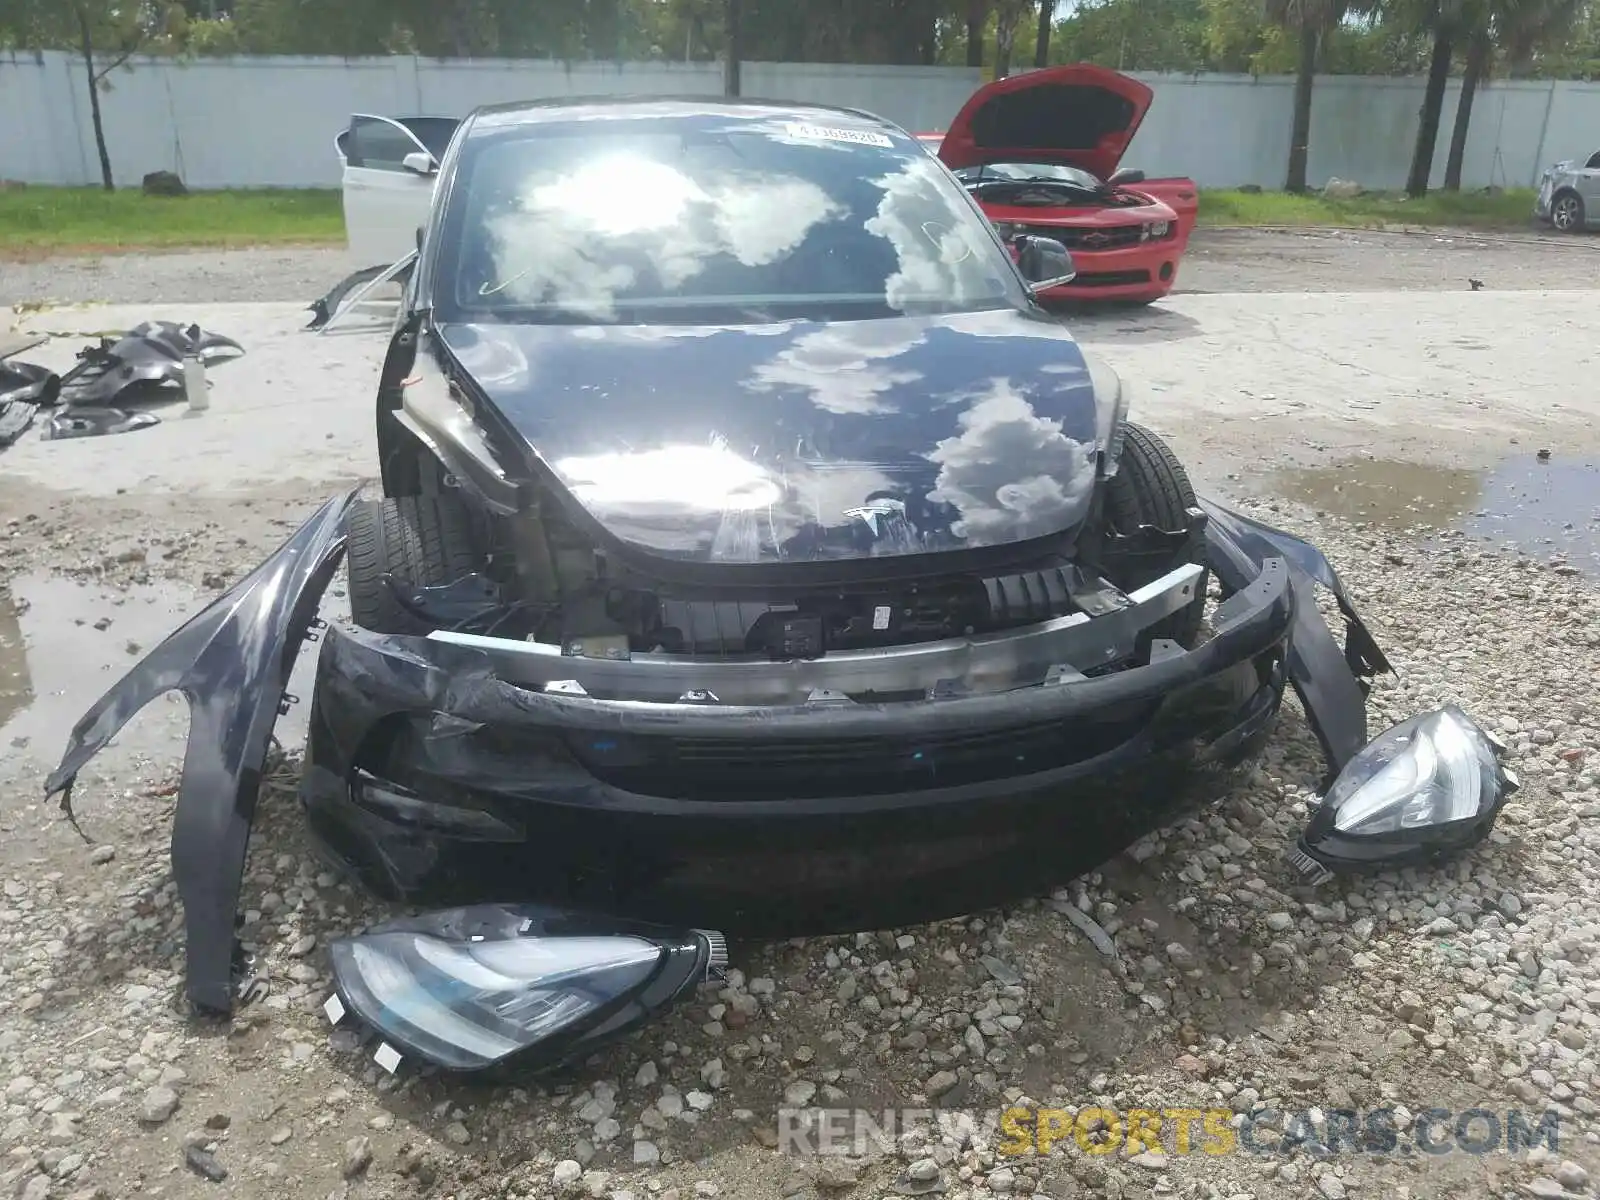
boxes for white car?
[308,115,464,330]
[1534,149,1600,233]
[335,114,461,264]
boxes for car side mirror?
[402,151,437,177]
[1107,167,1145,186]
[1014,234,1076,293]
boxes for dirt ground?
[1181,225,1600,294]
[2,229,1600,1200]
[3,225,1598,309]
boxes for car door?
[1582,151,1600,220]
[340,114,440,266]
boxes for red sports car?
[918,64,1198,305]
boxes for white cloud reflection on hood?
[926,380,1097,545]
[747,321,926,416]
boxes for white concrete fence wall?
[3,49,1598,190]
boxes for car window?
[399,117,462,161]
[1587,151,1600,170]
[349,116,426,171]
[433,115,1026,326]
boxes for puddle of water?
[0,576,196,779]
[0,573,330,785]
[1273,456,1600,575]
[0,587,31,732]
[1273,459,1485,529]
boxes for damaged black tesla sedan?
[49,98,1518,1070]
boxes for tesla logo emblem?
[844,499,904,534]
[1081,232,1110,248]
[844,498,917,543]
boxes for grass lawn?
[0,181,1541,257]
[1198,186,1539,231]
[0,186,344,255]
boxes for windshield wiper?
[968,176,1103,195]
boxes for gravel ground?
[2,226,1597,308]
[3,235,1600,1200]
[2,496,1598,1200]
[1183,226,1600,294]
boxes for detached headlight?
[328,904,727,1072]
[1144,221,1171,239]
[1291,705,1517,881]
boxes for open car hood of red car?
[936,64,1153,181]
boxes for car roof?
[463,96,897,136]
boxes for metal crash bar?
[427,562,1205,706]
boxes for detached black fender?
[58,325,244,406]
[44,492,356,1015]
[1199,497,1391,780]
[126,320,246,366]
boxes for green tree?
[967,0,988,66]
[1403,0,1465,196]
[1442,0,1583,187]
[1055,0,1211,69]
[0,0,189,190]
[724,0,740,92]
[1263,0,1373,193]
[992,0,1037,74]
[1527,2,1600,76]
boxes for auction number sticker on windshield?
[785,123,893,148]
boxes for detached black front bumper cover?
[45,492,1388,1015]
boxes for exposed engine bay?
[385,476,1200,671]
[966,181,1153,210]
[953,162,1153,211]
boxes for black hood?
[437,306,1107,566]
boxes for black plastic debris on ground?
[0,338,62,449]
[44,408,161,440]
[184,1144,228,1183]
[0,396,38,447]
[0,320,245,448]
[57,320,244,409]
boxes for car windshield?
[433,112,1026,325]
[954,162,1105,191]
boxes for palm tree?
[1034,0,1054,65]
[723,0,741,94]
[1442,0,1583,189]
[1268,0,1351,193]
[992,0,1036,74]
[1403,0,1465,197]
[967,0,987,65]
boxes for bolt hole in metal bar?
[429,564,1203,707]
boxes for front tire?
[346,494,480,634]
[1101,422,1206,646]
[1551,190,1586,232]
